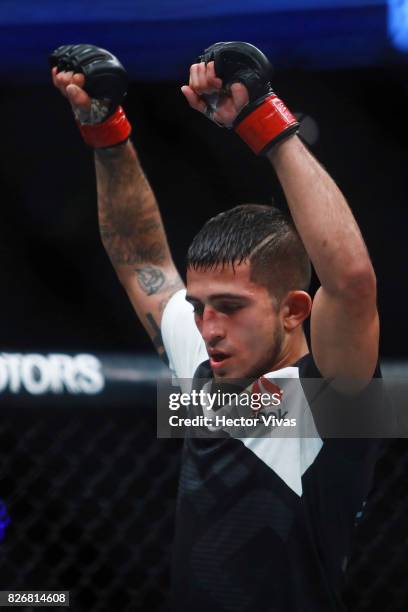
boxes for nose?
[198,306,226,346]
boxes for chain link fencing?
[0,354,406,611]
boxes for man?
[52,43,380,611]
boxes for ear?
[280,291,312,331]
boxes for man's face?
[186,261,284,379]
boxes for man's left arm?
[267,136,379,389]
[182,45,378,389]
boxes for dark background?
[0,64,406,357]
[1,3,408,610]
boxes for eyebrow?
[185,293,250,303]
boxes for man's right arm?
[51,50,184,362]
[94,140,184,361]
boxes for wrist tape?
[233,94,299,155]
[78,106,131,148]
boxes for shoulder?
[161,289,208,379]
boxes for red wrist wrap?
[77,106,131,148]
[234,95,299,155]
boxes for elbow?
[338,263,377,301]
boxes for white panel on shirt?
[240,367,323,497]
[161,289,208,384]
[161,290,323,496]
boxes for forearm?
[267,136,376,296]
[95,139,173,282]
[52,45,183,360]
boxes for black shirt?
[169,354,382,612]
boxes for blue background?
[0,0,399,82]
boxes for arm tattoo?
[95,144,170,268]
[135,266,183,300]
[96,144,183,364]
[101,236,166,267]
[136,266,165,296]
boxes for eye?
[217,302,242,314]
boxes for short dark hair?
[187,204,311,301]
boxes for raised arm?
[51,45,183,361]
[94,142,184,360]
[266,138,378,386]
[182,42,378,387]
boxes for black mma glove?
[198,41,299,155]
[49,44,131,148]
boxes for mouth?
[208,351,231,371]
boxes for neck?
[269,330,309,372]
